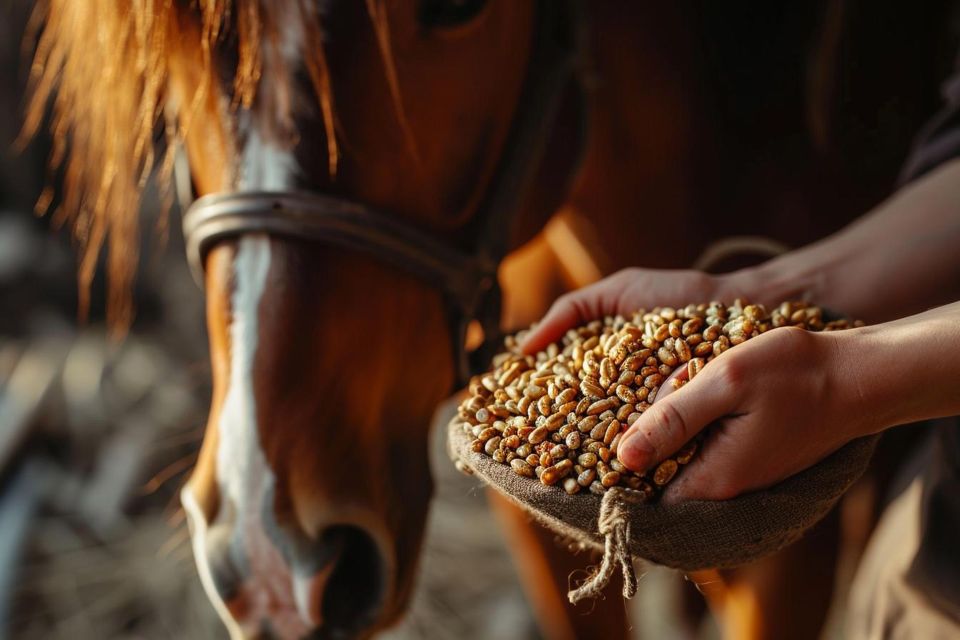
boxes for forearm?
[835,300,960,437]
[734,159,960,323]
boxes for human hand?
[618,326,875,502]
[520,267,756,354]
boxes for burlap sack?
[448,417,878,602]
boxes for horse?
[25,0,950,637]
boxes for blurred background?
[2,1,956,638]
[1,1,226,636]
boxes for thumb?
[660,420,745,503]
[618,366,737,473]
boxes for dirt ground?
[5,383,708,640]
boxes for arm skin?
[733,158,960,324]
[522,159,960,501]
[620,302,960,502]
[521,159,960,354]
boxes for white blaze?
[186,235,313,638]
[186,4,313,634]
[216,234,272,531]
[182,235,278,640]
[238,128,298,191]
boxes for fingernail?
[618,432,654,473]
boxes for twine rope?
[567,487,645,604]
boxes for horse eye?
[418,0,487,28]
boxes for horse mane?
[21,0,366,333]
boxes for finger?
[661,422,745,503]
[618,367,738,473]
[519,279,626,354]
[518,296,577,354]
[651,366,687,404]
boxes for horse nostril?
[205,522,245,604]
[301,525,386,634]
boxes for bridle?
[182,1,583,387]
[181,0,585,388]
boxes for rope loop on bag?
[567,487,646,604]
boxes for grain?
[578,468,597,487]
[458,299,859,500]
[540,467,561,486]
[511,458,535,478]
[587,397,619,415]
[601,471,622,488]
[484,436,501,456]
[675,440,698,465]
[653,459,679,486]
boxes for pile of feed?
[449,299,881,602]
[455,300,863,502]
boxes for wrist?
[832,303,960,434]
[722,259,820,308]
[827,328,895,439]
[726,236,873,319]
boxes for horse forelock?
[24,0,406,332]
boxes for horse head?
[25,0,582,634]
[171,1,577,637]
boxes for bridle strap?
[181,0,583,388]
[473,0,583,266]
[183,191,497,315]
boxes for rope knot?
[567,487,645,604]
